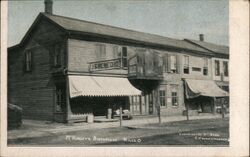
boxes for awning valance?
[68,75,141,98]
[184,79,229,99]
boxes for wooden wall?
[8,19,66,121]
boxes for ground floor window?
[171,85,178,106]
[159,90,166,107]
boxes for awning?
[68,75,141,98]
[184,79,229,99]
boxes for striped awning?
[184,79,229,99]
[68,75,141,98]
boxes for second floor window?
[25,51,32,72]
[122,47,128,68]
[170,55,177,73]
[215,60,220,76]
[183,55,189,74]
[223,61,228,76]
[159,90,166,107]
[95,44,106,61]
[54,44,62,67]
[203,58,208,75]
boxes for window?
[55,89,62,112]
[170,55,177,73]
[113,46,121,59]
[215,60,220,76]
[203,58,208,75]
[183,55,189,74]
[25,51,32,72]
[192,67,201,71]
[122,47,127,68]
[159,90,166,107]
[95,44,106,60]
[54,44,62,67]
[171,85,178,106]
[223,61,228,76]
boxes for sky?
[8,0,229,47]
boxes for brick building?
[8,0,229,123]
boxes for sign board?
[89,58,122,72]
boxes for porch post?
[66,76,72,123]
[139,95,142,115]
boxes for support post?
[119,105,123,127]
[186,103,189,121]
[139,95,142,115]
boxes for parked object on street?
[113,109,133,120]
[8,103,22,129]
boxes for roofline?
[44,13,181,42]
[8,12,69,51]
[68,30,214,57]
[184,39,229,56]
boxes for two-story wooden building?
[8,0,229,123]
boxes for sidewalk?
[8,114,226,140]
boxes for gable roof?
[10,12,227,57]
[42,13,213,54]
[184,39,229,55]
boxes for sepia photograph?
[1,0,249,156]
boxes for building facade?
[8,3,229,123]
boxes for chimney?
[199,34,204,41]
[44,0,53,14]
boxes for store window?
[215,60,220,76]
[95,44,106,61]
[25,51,32,72]
[203,58,208,75]
[171,85,178,107]
[183,55,189,74]
[223,61,228,77]
[159,90,166,107]
[55,89,62,112]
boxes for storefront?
[184,79,229,115]
[66,75,141,122]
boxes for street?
[8,117,229,146]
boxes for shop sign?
[89,59,122,72]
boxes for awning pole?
[119,105,123,127]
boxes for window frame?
[159,90,166,107]
[170,85,179,107]
[183,55,189,74]
[95,44,106,61]
[215,60,220,76]
[54,44,62,67]
[223,61,228,77]
[203,58,208,76]
[122,46,128,68]
[25,50,32,72]
[170,55,177,73]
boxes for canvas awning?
[184,79,229,99]
[68,75,141,98]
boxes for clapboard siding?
[8,18,66,121]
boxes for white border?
[1,0,249,156]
